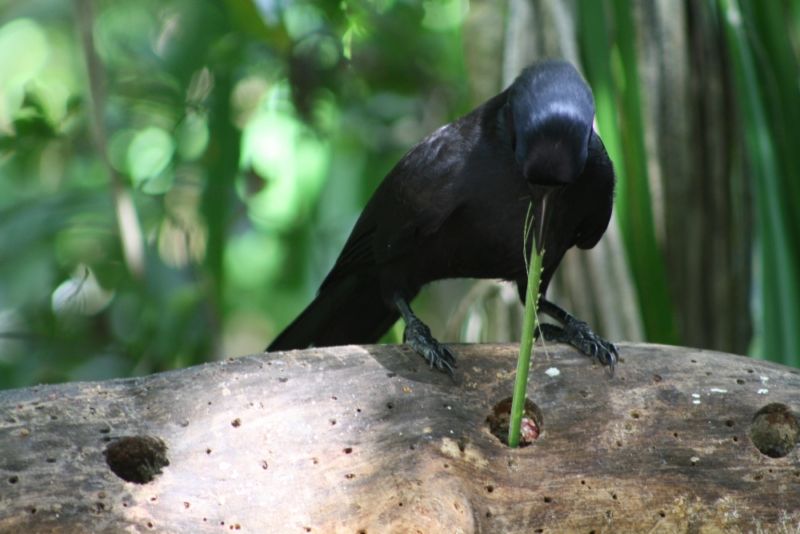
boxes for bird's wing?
[574,131,615,250]
[320,124,467,289]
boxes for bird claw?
[537,320,618,374]
[403,319,456,377]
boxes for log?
[1,343,799,533]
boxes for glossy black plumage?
[268,60,618,373]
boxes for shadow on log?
[1,343,799,532]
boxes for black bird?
[268,60,618,375]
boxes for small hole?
[747,369,754,374]
[616,441,622,447]
[580,480,586,485]
[543,496,552,503]
[690,359,697,363]
[485,485,494,493]
[206,448,212,455]
[659,511,666,518]
[612,493,617,500]
[652,374,662,383]
[750,403,800,458]
[9,476,19,484]
[343,447,353,454]
[345,473,355,479]
[736,378,745,385]
[231,418,241,428]
[486,511,492,518]
[631,411,640,419]
[331,396,338,401]
[673,432,679,438]
[386,402,394,410]
[725,420,735,427]
[329,419,337,426]
[733,436,739,442]
[46,458,56,463]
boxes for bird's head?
[506,60,595,189]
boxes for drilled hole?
[750,403,799,458]
[486,397,543,447]
[104,436,169,484]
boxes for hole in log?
[543,496,552,503]
[231,418,241,428]
[8,475,18,484]
[486,397,543,447]
[725,420,735,427]
[104,436,169,484]
[749,403,799,458]
[736,378,745,385]
[343,447,353,454]
[485,485,494,493]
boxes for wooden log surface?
[1,342,799,533]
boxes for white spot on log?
[545,367,560,377]
[710,388,728,394]
[757,388,769,395]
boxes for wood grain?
[1,343,798,533]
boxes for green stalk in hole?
[508,206,544,448]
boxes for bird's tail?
[266,276,399,351]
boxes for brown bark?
[1,343,798,533]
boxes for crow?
[268,60,618,375]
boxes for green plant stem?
[507,242,543,448]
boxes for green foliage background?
[0,0,797,389]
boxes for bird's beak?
[533,187,556,255]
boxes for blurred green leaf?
[127,126,175,191]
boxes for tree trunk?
[2,343,798,533]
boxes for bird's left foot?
[537,319,618,372]
[403,318,456,377]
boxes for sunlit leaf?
[127,126,175,190]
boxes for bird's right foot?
[537,320,618,373]
[403,318,456,376]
